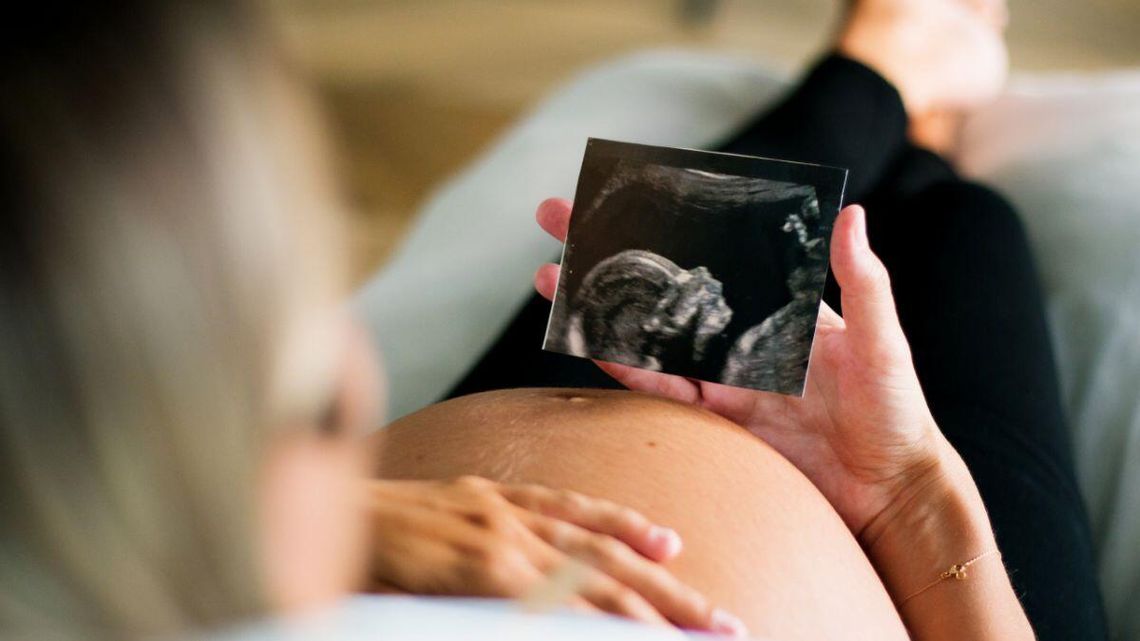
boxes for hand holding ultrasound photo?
[543,139,848,396]
[533,145,983,573]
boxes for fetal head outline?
[569,249,733,370]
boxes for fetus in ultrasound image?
[565,249,733,371]
[544,139,847,396]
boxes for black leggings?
[448,55,1107,640]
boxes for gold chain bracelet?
[900,549,1001,603]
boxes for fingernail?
[711,608,749,637]
[649,526,683,558]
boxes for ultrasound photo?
[543,139,848,396]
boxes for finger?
[500,484,682,561]
[828,205,910,364]
[532,518,747,636]
[534,263,560,301]
[574,564,669,626]
[513,535,612,617]
[525,541,661,624]
[595,360,702,405]
[536,198,573,242]
[519,556,599,613]
[364,576,409,594]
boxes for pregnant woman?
[386,0,1108,639]
[0,1,1107,640]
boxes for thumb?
[829,205,909,361]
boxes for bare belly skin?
[373,388,907,640]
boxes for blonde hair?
[0,2,347,638]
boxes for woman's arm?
[863,439,1034,640]
[534,198,1034,639]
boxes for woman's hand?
[534,198,946,544]
[364,476,747,636]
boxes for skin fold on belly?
[373,388,907,640]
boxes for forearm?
[862,435,1035,640]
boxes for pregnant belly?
[373,388,906,641]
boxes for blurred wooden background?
[265,0,1140,281]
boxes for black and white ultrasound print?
[543,139,848,396]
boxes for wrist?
[860,435,997,601]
